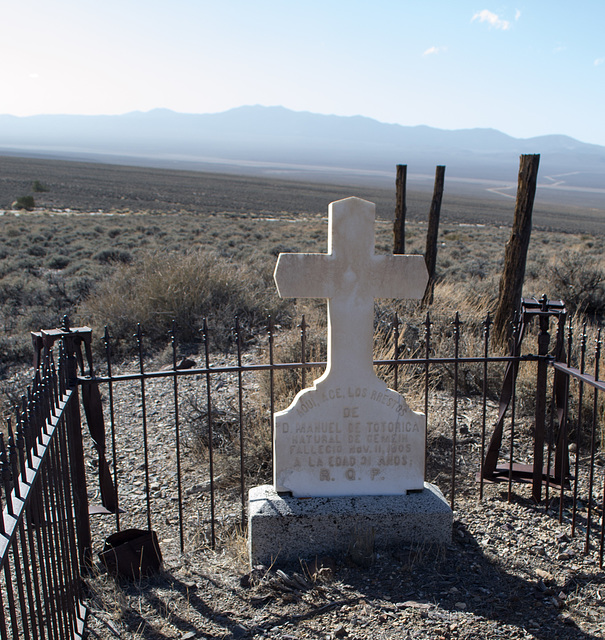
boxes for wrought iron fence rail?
[552,361,605,393]
[80,354,540,384]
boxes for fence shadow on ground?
[85,522,603,640]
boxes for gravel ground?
[84,486,605,640]
[80,356,605,640]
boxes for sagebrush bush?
[0,336,32,374]
[80,249,293,354]
[12,195,35,211]
[31,180,49,193]
[550,252,605,319]
[94,249,132,264]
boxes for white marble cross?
[272,197,429,497]
[274,197,428,384]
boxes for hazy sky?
[2,1,604,145]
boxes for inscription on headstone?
[273,197,428,497]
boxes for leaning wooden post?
[393,164,407,254]
[422,165,446,306]
[493,154,540,347]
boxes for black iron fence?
[1,299,604,637]
[0,339,89,640]
[551,322,605,563]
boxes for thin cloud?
[471,9,511,30]
[515,9,521,21]
[595,58,605,66]
[423,46,447,56]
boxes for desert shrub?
[80,249,293,354]
[27,245,46,257]
[94,249,132,264]
[12,195,35,211]
[270,244,299,257]
[0,335,32,369]
[550,252,605,318]
[47,256,70,270]
[32,180,49,193]
[0,275,45,307]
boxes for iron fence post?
[532,296,551,504]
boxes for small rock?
[334,624,347,638]
[454,602,467,610]
[535,568,554,582]
[401,601,431,610]
[176,357,196,370]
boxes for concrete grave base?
[248,483,452,567]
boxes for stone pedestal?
[248,483,452,567]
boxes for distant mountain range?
[1,105,604,207]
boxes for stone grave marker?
[273,196,427,496]
[248,197,452,566]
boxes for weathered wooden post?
[422,165,446,306]
[393,164,407,254]
[61,321,94,571]
[493,154,540,347]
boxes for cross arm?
[274,253,334,298]
[371,255,429,299]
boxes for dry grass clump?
[372,278,504,405]
[80,250,293,354]
[259,302,328,409]
[184,394,274,485]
